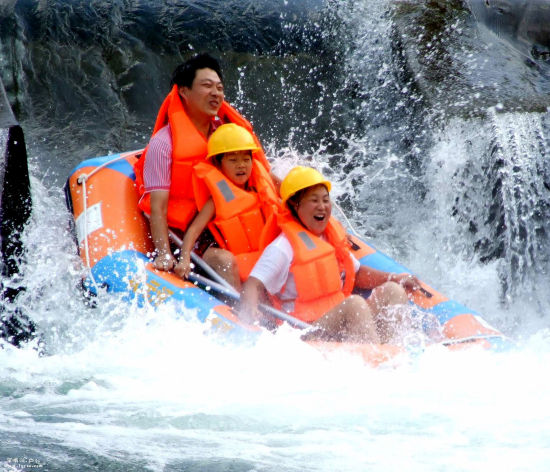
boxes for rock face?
[465,0,550,63]
[390,1,550,117]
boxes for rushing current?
[1,1,550,470]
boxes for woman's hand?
[153,250,177,272]
[236,304,263,325]
[390,273,421,291]
[238,276,265,325]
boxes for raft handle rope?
[332,201,362,238]
[76,153,130,291]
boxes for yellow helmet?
[206,123,259,158]
[280,166,332,205]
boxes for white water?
[2,298,550,471]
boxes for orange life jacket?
[276,214,356,323]
[193,160,281,280]
[134,85,270,231]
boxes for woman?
[239,166,420,343]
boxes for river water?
[1,1,550,470]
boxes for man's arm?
[142,125,174,271]
[149,190,176,271]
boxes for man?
[134,53,271,272]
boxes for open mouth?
[313,215,326,221]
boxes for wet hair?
[287,190,304,220]
[170,53,224,88]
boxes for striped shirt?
[142,125,173,192]
[142,119,223,193]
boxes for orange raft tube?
[65,150,512,366]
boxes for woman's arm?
[355,265,420,291]
[173,198,215,279]
[238,276,266,324]
[238,235,292,324]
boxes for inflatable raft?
[65,150,511,366]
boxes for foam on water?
[2,291,550,471]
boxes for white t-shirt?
[249,233,360,312]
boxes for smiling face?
[292,184,332,236]
[220,151,253,188]
[179,67,224,119]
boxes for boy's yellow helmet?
[280,166,332,205]
[206,123,259,158]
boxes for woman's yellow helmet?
[280,166,332,205]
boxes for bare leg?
[303,295,380,343]
[367,281,409,343]
[203,247,242,290]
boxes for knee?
[345,294,370,312]
[341,295,372,322]
[342,295,378,338]
[380,281,408,304]
[204,249,235,271]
